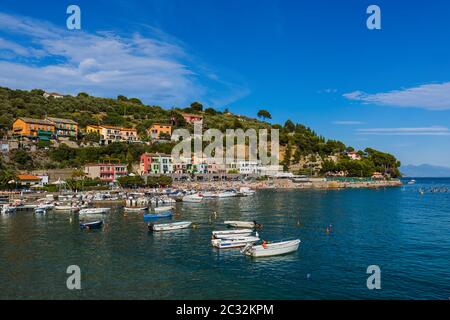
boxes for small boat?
[224,220,262,229]
[148,221,192,232]
[154,206,174,213]
[80,220,103,230]
[143,211,173,220]
[212,236,260,249]
[54,205,79,212]
[212,229,253,238]
[1,205,16,215]
[34,207,47,214]
[241,239,301,257]
[407,179,416,185]
[124,206,148,212]
[238,187,256,196]
[182,194,203,203]
[79,208,110,215]
[217,231,259,240]
[216,190,237,198]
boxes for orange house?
[12,118,55,137]
[147,123,172,139]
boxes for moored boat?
[148,221,192,232]
[212,229,253,238]
[182,194,203,203]
[0,205,16,215]
[143,211,173,220]
[241,239,301,257]
[79,208,110,215]
[154,206,174,213]
[224,220,262,229]
[211,236,260,249]
[80,220,103,230]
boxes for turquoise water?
[1,178,450,300]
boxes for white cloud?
[357,126,450,136]
[343,83,450,110]
[332,120,365,125]
[0,12,248,107]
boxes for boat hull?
[149,221,192,231]
[244,239,300,257]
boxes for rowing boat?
[154,206,174,213]
[148,221,192,232]
[143,211,173,220]
[212,229,253,238]
[224,220,257,228]
[79,208,110,215]
[80,220,103,230]
[124,206,148,212]
[211,236,260,249]
[242,239,300,257]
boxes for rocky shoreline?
[173,179,403,191]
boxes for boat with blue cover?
[143,211,173,220]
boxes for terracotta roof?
[17,118,54,125]
[17,174,41,181]
[181,113,203,118]
[47,117,78,125]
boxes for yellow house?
[86,125,102,135]
[12,118,55,137]
[147,123,172,139]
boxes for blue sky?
[1,0,450,166]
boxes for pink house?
[182,113,203,124]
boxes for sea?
[1,177,449,299]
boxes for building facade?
[182,113,203,124]
[84,163,128,182]
[147,123,172,139]
[86,125,139,145]
[12,118,55,139]
[46,117,78,138]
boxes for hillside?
[0,87,401,178]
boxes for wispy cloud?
[343,82,450,110]
[357,126,450,136]
[0,12,248,107]
[332,120,365,125]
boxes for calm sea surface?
[1,178,450,300]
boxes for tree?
[190,102,203,112]
[284,120,295,132]
[11,150,34,170]
[257,110,272,120]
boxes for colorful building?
[147,123,172,139]
[140,153,173,174]
[16,174,42,187]
[84,163,128,182]
[85,125,139,145]
[12,118,55,139]
[182,113,203,124]
[47,117,78,138]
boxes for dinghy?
[241,239,300,257]
[34,207,46,214]
[54,205,79,212]
[154,206,174,213]
[80,220,103,230]
[211,236,260,249]
[124,206,148,213]
[79,208,110,215]
[143,211,173,220]
[224,220,262,229]
[182,194,203,203]
[212,229,253,238]
[0,205,16,215]
[148,221,192,232]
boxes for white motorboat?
[239,187,256,196]
[212,236,260,249]
[216,191,237,198]
[34,207,47,214]
[79,208,110,215]
[218,231,259,240]
[224,220,259,228]
[212,229,253,238]
[154,206,174,213]
[0,205,16,215]
[148,221,192,232]
[242,239,301,257]
[182,194,203,203]
[124,206,148,212]
[54,204,80,212]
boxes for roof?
[85,163,128,167]
[17,174,41,181]
[47,117,78,125]
[150,123,172,127]
[181,113,203,118]
[97,125,136,131]
[16,118,54,125]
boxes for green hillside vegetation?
[0,87,401,178]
